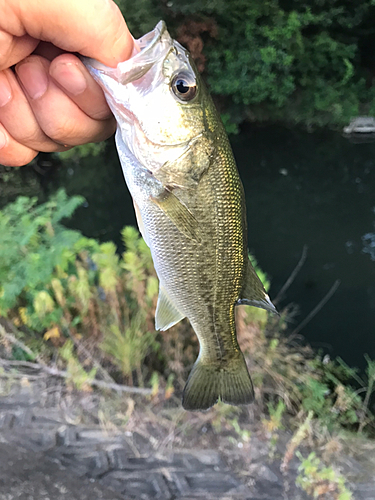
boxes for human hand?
[0,0,133,167]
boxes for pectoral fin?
[155,285,185,331]
[151,189,201,242]
[237,262,277,314]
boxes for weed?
[358,355,375,432]
[59,340,97,391]
[296,451,352,499]
[281,411,313,473]
[101,316,158,386]
[262,399,286,459]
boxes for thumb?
[6,0,133,67]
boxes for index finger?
[1,0,133,67]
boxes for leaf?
[44,326,60,341]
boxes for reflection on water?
[362,230,375,261]
[50,125,375,370]
[346,229,375,259]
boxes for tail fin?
[182,353,254,411]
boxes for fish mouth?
[84,22,196,154]
[84,21,171,85]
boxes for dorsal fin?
[155,285,185,331]
[237,262,277,314]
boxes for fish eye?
[171,72,197,102]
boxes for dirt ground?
[1,365,375,500]
[0,440,123,500]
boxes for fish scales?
[141,131,245,362]
[84,21,276,411]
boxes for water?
[51,125,375,369]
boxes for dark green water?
[52,125,375,369]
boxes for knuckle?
[88,106,113,121]
[92,118,116,141]
[42,116,114,147]
[41,116,76,144]
[0,31,13,71]
[19,127,46,147]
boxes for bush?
[114,0,375,130]
[0,191,195,388]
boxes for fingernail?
[50,62,87,96]
[0,129,7,150]
[16,60,48,100]
[0,73,12,107]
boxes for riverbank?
[4,122,375,371]
[1,189,375,499]
[1,362,375,500]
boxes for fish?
[83,21,276,411]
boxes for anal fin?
[238,261,278,314]
[155,285,185,331]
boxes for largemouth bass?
[84,21,276,411]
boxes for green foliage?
[206,3,299,107]
[101,318,158,381]
[301,378,330,415]
[60,340,97,390]
[357,355,375,432]
[0,190,85,316]
[296,357,365,429]
[57,142,107,162]
[114,0,163,38]
[0,191,162,387]
[262,399,286,457]
[296,373,362,428]
[113,0,375,130]
[249,254,271,291]
[1,191,373,497]
[267,399,287,427]
[202,0,373,127]
[238,303,370,433]
[296,451,352,499]
[92,242,121,294]
[220,113,240,135]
